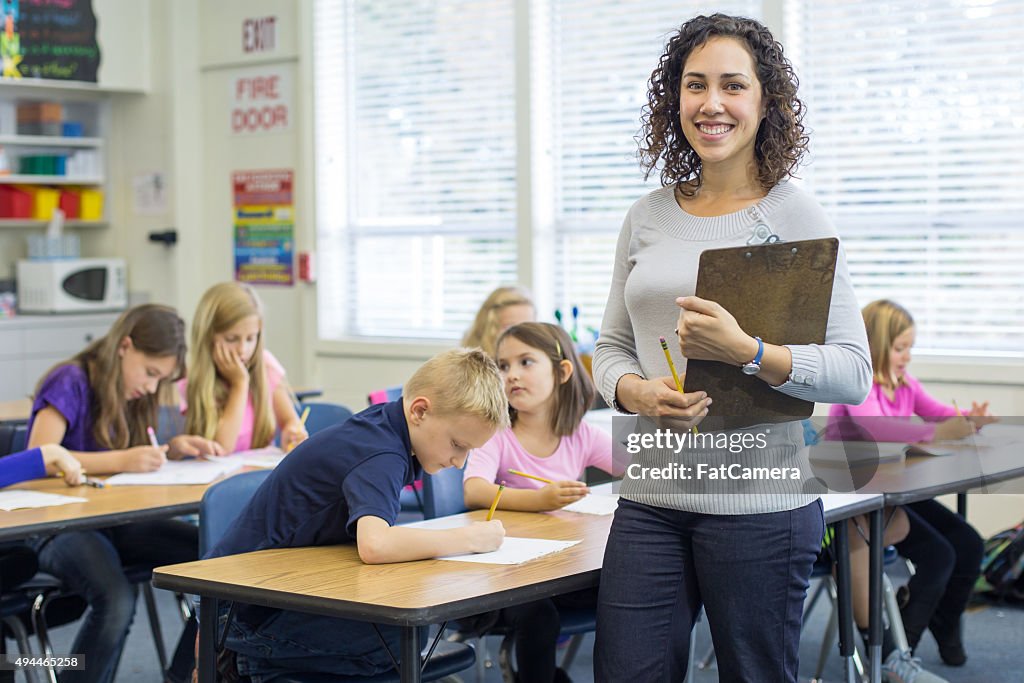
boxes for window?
[314,0,517,339]
[315,0,761,342]
[788,0,1024,355]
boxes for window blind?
[314,0,517,339]
[788,0,1024,355]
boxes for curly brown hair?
[638,13,808,196]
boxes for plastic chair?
[367,385,403,406]
[200,471,476,682]
[300,402,355,437]
[422,468,595,681]
[367,389,423,515]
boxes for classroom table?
[860,422,1024,683]
[0,473,228,542]
[155,493,883,683]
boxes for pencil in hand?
[486,481,506,521]
[508,468,554,484]
[146,425,160,448]
[660,336,699,435]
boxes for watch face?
[742,363,760,375]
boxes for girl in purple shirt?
[829,300,995,669]
[26,304,218,683]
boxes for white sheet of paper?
[438,537,580,565]
[105,459,244,486]
[205,447,287,469]
[561,482,619,515]
[0,490,88,511]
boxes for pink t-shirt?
[463,420,615,489]
[178,349,286,453]
[827,372,956,443]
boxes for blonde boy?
[206,348,508,680]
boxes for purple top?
[0,448,46,488]
[827,373,957,443]
[27,364,101,452]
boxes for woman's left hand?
[675,296,759,365]
[282,421,309,452]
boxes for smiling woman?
[592,13,872,682]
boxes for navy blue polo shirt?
[208,398,421,560]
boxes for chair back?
[9,425,27,455]
[367,385,403,406]
[302,402,354,436]
[421,466,468,519]
[199,470,272,556]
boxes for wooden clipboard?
[682,237,839,426]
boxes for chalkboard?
[2,0,101,83]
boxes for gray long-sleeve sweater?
[594,181,872,514]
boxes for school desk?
[154,495,883,683]
[0,471,241,542]
[859,421,1024,683]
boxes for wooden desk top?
[155,509,610,627]
[154,493,884,627]
[860,423,1024,504]
[0,474,214,542]
[0,398,32,424]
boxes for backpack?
[976,522,1024,602]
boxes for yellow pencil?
[659,336,684,392]
[486,481,506,521]
[508,468,555,485]
[660,336,699,435]
[299,406,311,425]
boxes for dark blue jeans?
[594,498,824,683]
[34,520,198,683]
[226,609,429,682]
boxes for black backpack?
[976,522,1024,601]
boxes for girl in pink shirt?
[182,283,308,454]
[829,300,995,668]
[464,322,616,683]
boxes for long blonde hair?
[461,286,535,356]
[862,299,915,388]
[185,282,273,448]
[38,304,186,450]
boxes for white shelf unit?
[0,83,109,221]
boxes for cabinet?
[0,312,119,401]
[0,80,109,229]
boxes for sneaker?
[881,650,949,683]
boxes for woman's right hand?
[213,341,249,388]
[616,374,711,420]
[40,444,83,486]
[933,416,975,442]
[120,445,168,472]
[462,520,506,553]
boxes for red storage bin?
[0,185,32,218]
[59,189,81,219]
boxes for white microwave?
[17,258,127,313]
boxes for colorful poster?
[1,0,101,82]
[232,170,294,286]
